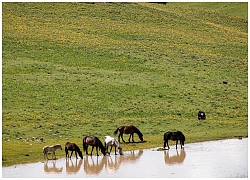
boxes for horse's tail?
[83,136,87,151]
[114,127,119,135]
[43,146,48,154]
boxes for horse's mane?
[135,128,143,136]
[95,136,105,150]
[74,144,81,151]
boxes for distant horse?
[83,136,106,156]
[104,136,123,155]
[43,144,62,160]
[198,110,206,120]
[65,142,83,159]
[114,125,144,143]
[163,131,185,149]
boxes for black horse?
[163,131,185,150]
[198,110,206,120]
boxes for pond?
[2,138,248,178]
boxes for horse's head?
[101,148,107,156]
[78,150,83,159]
[118,147,123,155]
[137,131,144,141]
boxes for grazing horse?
[43,144,62,160]
[83,136,106,156]
[104,136,123,155]
[65,142,83,159]
[114,125,143,143]
[198,110,206,120]
[163,131,185,150]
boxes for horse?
[104,136,123,155]
[114,125,143,143]
[83,136,106,156]
[163,131,185,149]
[65,142,83,159]
[43,144,62,160]
[198,110,206,120]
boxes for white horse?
[104,136,123,155]
[43,144,62,160]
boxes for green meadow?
[2,2,248,166]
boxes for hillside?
[2,2,248,166]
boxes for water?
[2,138,248,178]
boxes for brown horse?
[114,125,144,143]
[65,142,83,159]
[83,136,106,156]
[163,131,185,149]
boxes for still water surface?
[2,138,248,178]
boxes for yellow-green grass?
[2,2,248,167]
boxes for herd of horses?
[43,125,186,160]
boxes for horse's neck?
[98,141,105,150]
[135,129,141,135]
[74,145,80,152]
[114,140,120,148]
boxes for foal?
[43,144,62,160]
[104,136,123,155]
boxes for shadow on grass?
[122,140,147,144]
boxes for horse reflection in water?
[66,158,83,174]
[164,149,186,165]
[43,160,63,174]
[83,150,143,174]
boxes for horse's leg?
[75,151,78,159]
[44,152,47,159]
[52,151,56,160]
[86,145,89,155]
[65,149,68,158]
[176,140,178,149]
[163,141,166,149]
[121,133,125,143]
[167,140,170,149]
[91,146,94,156]
[114,146,117,155]
[70,151,73,159]
[96,146,99,156]
[110,146,113,154]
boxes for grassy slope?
[2,2,248,166]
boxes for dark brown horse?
[114,125,143,143]
[163,131,185,150]
[65,142,83,159]
[83,136,106,156]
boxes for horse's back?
[163,132,172,140]
[65,142,79,151]
[84,136,99,146]
[124,125,138,133]
[43,145,49,149]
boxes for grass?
[2,2,248,167]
